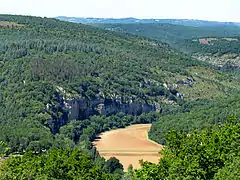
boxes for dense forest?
[95,23,240,54]
[0,14,240,179]
[137,117,240,179]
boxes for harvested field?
[197,37,239,45]
[93,124,163,171]
[199,38,217,44]
[0,21,24,28]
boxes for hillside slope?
[0,14,240,179]
[0,15,239,159]
[1,14,240,153]
[95,23,240,68]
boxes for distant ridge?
[56,16,240,27]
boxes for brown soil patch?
[93,124,163,171]
[199,38,217,44]
[0,21,24,28]
[198,37,239,45]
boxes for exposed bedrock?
[64,96,159,121]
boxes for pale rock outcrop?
[64,96,157,121]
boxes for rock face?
[176,77,195,87]
[64,97,157,121]
[53,86,160,131]
[194,54,240,69]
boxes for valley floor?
[93,124,163,171]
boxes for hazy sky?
[1,0,240,22]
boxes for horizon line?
[1,13,240,23]
[56,16,240,23]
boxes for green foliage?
[96,23,240,54]
[0,14,196,153]
[0,141,9,157]
[104,157,124,179]
[136,121,240,179]
[149,95,240,144]
[214,157,240,180]
[185,38,240,55]
[0,148,114,179]
[0,14,172,179]
[59,113,156,152]
[124,164,136,180]
[1,14,240,179]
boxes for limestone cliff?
[52,86,161,131]
[64,96,158,121]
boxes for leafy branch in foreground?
[136,117,240,179]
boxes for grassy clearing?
[163,66,240,100]
[0,21,24,28]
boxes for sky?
[0,0,240,22]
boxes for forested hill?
[0,15,197,153]
[0,13,240,152]
[56,16,240,67]
[95,23,240,52]
[95,23,240,68]
[1,14,240,179]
